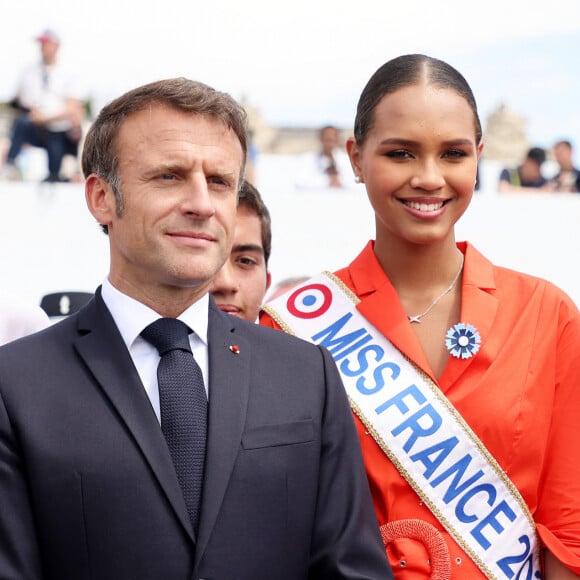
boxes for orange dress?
[261,241,580,578]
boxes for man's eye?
[237,257,258,267]
[208,176,228,186]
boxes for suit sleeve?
[0,389,44,578]
[308,345,393,579]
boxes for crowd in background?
[1,28,579,194]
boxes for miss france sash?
[263,272,542,580]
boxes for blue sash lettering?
[296,298,541,578]
[355,362,400,395]
[391,404,443,452]
[431,455,484,502]
[456,483,497,523]
[340,344,385,377]
[409,436,459,478]
[374,384,425,414]
[473,501,516,549]
[311,313,372,361]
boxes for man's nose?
[180,176,216,218]
[209,262,238,295]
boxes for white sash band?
[263,272,542,580]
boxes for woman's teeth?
[403,200,444,211]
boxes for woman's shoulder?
[495,263,574,305]
[465,242,579,320]
[480,257,578,322]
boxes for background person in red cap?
[1,28,85,183]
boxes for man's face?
[39,39,59,63]
[210,205,271,322]
[521,158,542,180]
[320,127,340,156]
[554,143,573,168]
[86,103,242,312]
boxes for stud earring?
[354,175,363,184]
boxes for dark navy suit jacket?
[0,290,392,579]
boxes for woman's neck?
[373,235,463,294]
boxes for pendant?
[408,315,422,324]
[445,323,481,359]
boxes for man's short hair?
[36,29,60,44]
[554,139,573,150]
[526,147,546,166]
[238,181,272,266]
[82,78,248,233]
[319,125,339,137]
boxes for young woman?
[262,55,580,578]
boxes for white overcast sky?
[2,0,579,151]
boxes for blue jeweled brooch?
[445,323,481,359]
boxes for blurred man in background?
[2,29,84,183]
[551,139,580,192]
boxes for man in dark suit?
[0,78,392,579]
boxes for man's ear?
[265,271,272,293]
[85,174,116,230]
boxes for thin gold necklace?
[407,254,464,324]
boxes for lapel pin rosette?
[445,323,481,359]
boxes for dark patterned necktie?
[141,318,207,533]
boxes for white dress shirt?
[16,62,83,132]
[101,278,209,423]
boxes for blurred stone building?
[482,103,531,165]
[1,99,538,167]
[246,100,537,164]
[243,102,351,155]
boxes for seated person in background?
[294,125,353,189]
[498,146,552,193]
[550,139,580,192]
[2,29,84,183]
[209,180,272,322]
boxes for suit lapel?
[74,291,194,542]
[195,302,251,565]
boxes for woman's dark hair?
[354,54,482,145]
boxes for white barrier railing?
[1,157,578,308]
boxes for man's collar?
[101,278,209,351]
